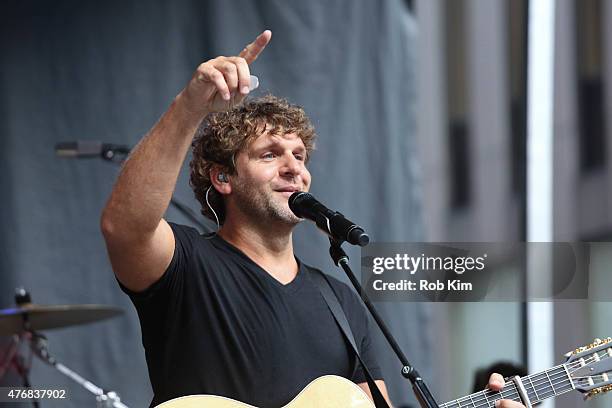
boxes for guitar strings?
[445,364,610,408]
[442,368,573,408]
[441,348,611,408]
[567,348,611,373]
[442,351,611,408]
[442,376,573,408]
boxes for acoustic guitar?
[156,337,612,408]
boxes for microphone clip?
[100,144,130,163]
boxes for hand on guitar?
[488,373,526,408]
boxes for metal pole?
[526,1,556,408]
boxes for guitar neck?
[440,364,575,408]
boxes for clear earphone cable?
[205,185,220,235]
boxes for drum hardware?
[0,288,130,407]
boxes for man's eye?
[294,153,305,161]
[262,153,276,160]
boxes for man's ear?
[210,167,232,195]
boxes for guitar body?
[155,337,612,408]
[155,375,375,408]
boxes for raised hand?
[179,30,272,115]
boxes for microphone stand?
[328,237,439,408]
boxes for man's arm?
[100,30,271,292]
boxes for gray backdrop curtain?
[1,1,429,406]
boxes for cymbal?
[0,304,124,335]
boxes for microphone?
[289,192,369,246]
[55,141,130,160]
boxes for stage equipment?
[288,192,369,246]
[54,141,207,231]
[155,338,612,407]
[0,288,130,408]
[288,193,438,407]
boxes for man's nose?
[280,154,303,177]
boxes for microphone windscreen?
[288,192,312,218]
[55,141,103,157]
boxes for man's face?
[228,128,311,225]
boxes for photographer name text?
[372,279,473,292]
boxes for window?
[575,0,606,171]
[445,0,471,208]
[508,0,527,195]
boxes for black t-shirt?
[121,223,381,407]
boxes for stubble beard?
[232,180,302,227]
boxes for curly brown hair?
[190,95,317,224]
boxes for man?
[100,30,524,408]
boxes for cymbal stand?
[2,334,44,408]
[0,334,20,380]
[29,332,129,408]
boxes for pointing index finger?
[239,30,272,64]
